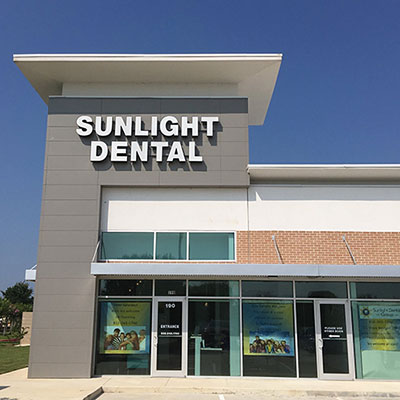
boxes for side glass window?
[188,299,240,376]
[242,300,296,377]
[189,233,234,260]
[156,233,187,260]
[155,280,186,296]
[95,300,152,375]
[101,232,154,260]
[296,301,317,377]
[295,282,347,298]
[99,280,152,296]
[350,282,400,299]
[242,281,293,297]
[189,280,239,297]
[352,301,400,379]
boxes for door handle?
[318,338,323,349]
[153,335,158,347]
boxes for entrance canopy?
[13,53,282,125]
[91,262,400,278]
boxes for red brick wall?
[106,231,400,265]
[237,231,400,265]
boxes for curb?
[100,386,400,398]
[83,387,104,400]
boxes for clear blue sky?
[0,0,399,291]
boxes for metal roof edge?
[248,164,400,169]
[13,53,283,62]
[91,263,400,278]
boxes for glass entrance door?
[152,298,186,376]
[315,300,354,380]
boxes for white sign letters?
[76,115,219,164]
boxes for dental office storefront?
[94,277,400,380]
[15,54,400,381]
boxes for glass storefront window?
[189,280,239,297]
[242,300,296,377]
[155,280,186,296]
[95,300,152,375]
[188,299,240,376]
[352,301,400,379]
[156,233,187,260]
[296,281,347,298]
[99,280,152,296]
[101,232,154,260]
[189,233,235,260]
[350,282,400,299]
[242,281,293,297]
[94,279,400,378]
[296,301,317,377]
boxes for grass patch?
[0,345,29,374]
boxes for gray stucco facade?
[29,97,250,378]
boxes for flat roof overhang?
[13,53,282,125]
[91,263,400,278]
[248,164,400,183]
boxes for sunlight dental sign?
[76,115,219,163]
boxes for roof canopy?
[248,164,400,183]
[14,53,282,125]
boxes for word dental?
[76,115,219,163]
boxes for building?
[15,54,400,380]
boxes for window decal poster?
[99,301,151,354]
[243,302,294,356]
[359,304,400,351]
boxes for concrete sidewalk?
[2,368,400,400]
[0,368,108,400]
[102,377,400,398]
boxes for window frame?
[99,230,237,262]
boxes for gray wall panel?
[38,246,95,262]
[39,230,98,246]
[221,156,248,171]
[219,127,249,142]
[35,278,96,295]
[98,171,160,185]
[159,171,221,186]
[35,262,94,278]
[30,96,250,378]
[47,141,92,156]
[42,200,99,216]
[220,171,250,186]
[47,126,84,141]
[28,363,92,378]
[30,345,92,364]
[46,171,98,185]
[46,156,94,170]
[48,114,90,128]
[31,311,94,330]
[31,328,92,347]
[40,216,99,230]
[219,113,249,128]
[34,294,95,312]
[221,141,249,157]
[44,185,98,200]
